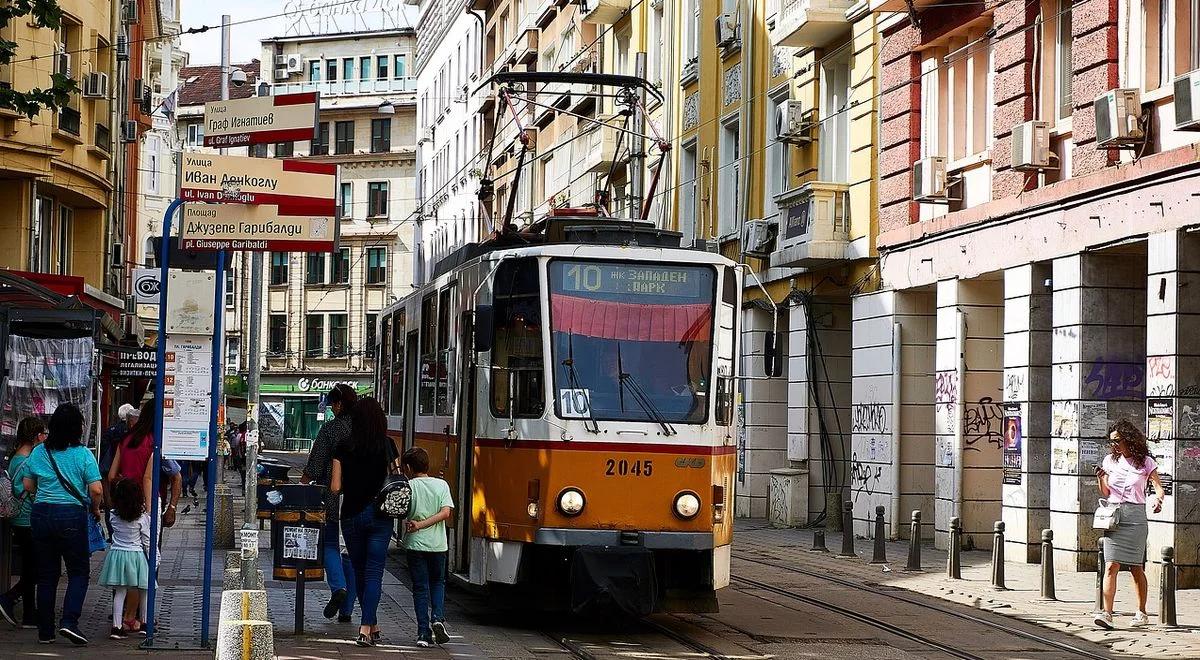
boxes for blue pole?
[200,249,225,647]
[145,198,183,642]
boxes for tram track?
[542,618,732,659]
[732,552,1115,660]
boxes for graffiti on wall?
[1147,356,1176,397]
[850,452,884,502]
[1004,371,1027,402]
[963,397,1005,451]
[1084,359,1145,400]
[852,401,889,435]
[935,371,959,437]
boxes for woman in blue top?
[21,404,103,646]
[0,417,47,628]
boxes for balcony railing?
[769,0,854,48]
[94,123,112,153]
[58,106,81,136]
[770,181,850,267]
[266,77,417,97]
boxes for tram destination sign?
[180,203,336,252]
[179,153,337,216]
[559,263,704,298]
[203,92,319,147]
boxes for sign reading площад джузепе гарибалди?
[179,203,334,252]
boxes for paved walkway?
[733,520,1200,658]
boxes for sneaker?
[22,623,38,630]
[1131,612,1151,627]
[58,626,88,645]
[109,627,128,640]
[37,637,55,644]
[324,589,347,619]
[416,638,431,648]
[432,621,450,645]
[371,631,382,644]
[1094,611,1114,629]
[337,614,353,623]
[355,633,374,647]
[0,598,16,626]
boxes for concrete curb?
[224,567,264,591]
[219,589,269,622]
[214,619,273,660]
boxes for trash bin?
[255,459,296,520]
[269,483,326,582]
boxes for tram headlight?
[673,491,701,520]
[557,488,586,517]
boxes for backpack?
[0,469,19,519]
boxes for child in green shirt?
[401,447,454,647]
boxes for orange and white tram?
[374,218,741,613]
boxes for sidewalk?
[734,520,1200,658]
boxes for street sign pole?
[200,249,226,648]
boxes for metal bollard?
[811,529,829,552]
[1095,543,1105,613]
[1040,529,1056,600]
[905,510,923,571]
[947,517,962,579]
[991,521,1006,590]
[870,506,887,564]
[1161,546,1178,627]
[839,501,857,557]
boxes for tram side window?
[436,287,454,415]
[391,309,406,416]
[378,315,392,410]
[491,258,545,418]
[419,296,437,415]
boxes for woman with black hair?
[20,404,103,645]
[0,417,47,628]
[303,383,359,622]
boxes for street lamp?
[377,100,395,115]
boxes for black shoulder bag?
[374,439,411,519]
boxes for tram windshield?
[548,260,716,425]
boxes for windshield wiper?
[562,332,600,433]
[617,345,676,436]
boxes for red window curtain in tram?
[550,293,712,343]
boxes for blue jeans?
[30,503,90,640]
[323,518,355,616]
[341,507,392,627]
[406,550,446,641]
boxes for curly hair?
[1109,418,1151,470]
[111,477,145,523]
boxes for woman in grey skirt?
[1094,419,1165,629]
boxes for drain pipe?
[890,322,902,538]
[954,309,966,522]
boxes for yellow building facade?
[0,0,117,289]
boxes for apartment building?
[413,0,485,284]
[250,29,418,441]
[848,0,1200,587]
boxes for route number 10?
[560,388,592,418]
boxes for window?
[335,120,354,154]
[306,252,326,285]
[649,2,664,84]
[360,56,371,79]
[371,118,391,153]
[268,315,287,355]
[326,59,338,81]
[616,26,632,77]
[249,143,268,158]
[305,314,325,357]
[819,52,850,183]
[686,0,700,62]
[1056,0,1072,120]
[367,247,387,284]
[679,142,698,244]
[275,141,293,158]
[377,55,389,79]
[718,117,741,237]
[389,310,406,414]
[145,135,160,194]
[368,181,389,218]
[270,252,288,285]
[225,268,235,307]
[186,122,204,145]
[339,182,352,219]
[418,295,437,415]
[343,57,354,80]
[311,122,329,155]
[332,247,350,284]
[31,196,51,273]
[394,54,406,79]
[308,60,320,81]
[436,287,454,415]
[490,258,544,418]
[329,313,348,356]
[55,205,71,275]
[365,313,378,359]
[920,25,993,162]
[1141,0,1200,91]
[1039,0,1073,122]
[766,92,792,219]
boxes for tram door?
[453,313,476,573]
[403,330,419,450]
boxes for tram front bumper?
[534,528,714,550]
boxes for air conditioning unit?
[121,1,138,24]
[120,119,138,143]
[274,54,287,66]
[286,53,304,73]
[912,156,948,202]
[116,34,129,61]
[1094,88,1144,148]
[1011,120,1051,171]
[1174,69,1200,130]
[715,14,738,48]
[54,51,71,79]
[777,100,809,143]
[274,67,289,81]
[741,219,776,258]
[83,72,108,98]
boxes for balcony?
[572,118,625,174]
[769,0,853,48]
[769,181,850,268]
[58,106,81,137]
[517,28,538,65]
[266,77,417,98]
[580,0,630,25]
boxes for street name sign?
[202,92,319,148]
[180,203,335,252]
[179,153,337,216]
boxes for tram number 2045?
[604,459,653,477]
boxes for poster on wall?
[1002,404,1022,485]
[1147,398,1174,440]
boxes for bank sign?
[203,93,319,148]
[180,203,336,252]
[260,376,372,394]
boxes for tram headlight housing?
[673,491,701,520]
[557,488,586,517]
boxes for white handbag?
[1093,499,1121,530]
